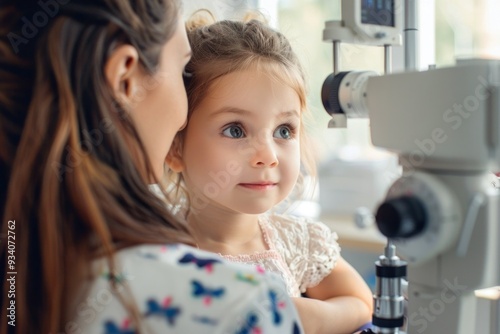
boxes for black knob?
[321,71,349,115]
[375,196,427,238]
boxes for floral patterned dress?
[76,244,303,334]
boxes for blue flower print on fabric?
[235,312,261,334]
[144,297,182,326]
[191,280,225,306]
[192,315,219,326]
[104,319,135,334]
[178,252,222,273]
[269,290,287,325]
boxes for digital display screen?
[361,0,395,27]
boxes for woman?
[0,1,303,333]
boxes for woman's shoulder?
[93,243,286,293]
[77,244,303,334]
[114,243,220,267]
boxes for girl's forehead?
[186,60,306,120]
[207,63,304,101]
[206,70,300,105]
[193,70,302,124]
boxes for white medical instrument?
[321,1,500,333]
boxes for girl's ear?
[166,136,185,173]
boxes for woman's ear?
[104,44,142,106]
[166,135,185,173]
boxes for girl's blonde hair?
[168,10,316,214]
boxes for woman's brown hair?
[0,1,191,333]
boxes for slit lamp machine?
[320,0,500,333]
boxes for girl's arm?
[293,257,373,334]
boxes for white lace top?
[221,214,341,297]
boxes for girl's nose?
[250,140,279,168]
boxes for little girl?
[166,13,373,334]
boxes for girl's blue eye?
[274,125,292,139]
[222,125,245,138]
